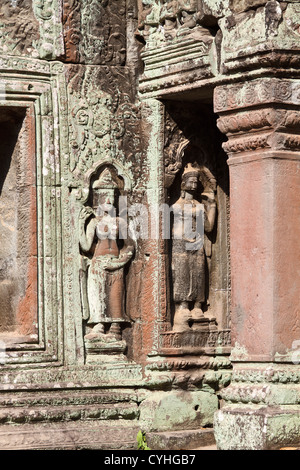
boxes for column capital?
[214,78,300,161]
[214,78,300,114]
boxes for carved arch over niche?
[165,136,217,195]
[164,102,219,186]
[81,158,133,204]
[164,102,220,218]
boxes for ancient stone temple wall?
[0,0,299,450]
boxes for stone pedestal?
[213,78,300,449]
[84,319,130,364]
[85,340,128,364]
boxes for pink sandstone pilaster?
[213,78,300,450]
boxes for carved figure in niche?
[70,85,124,174]
[79,167,134,342]
[171,163,216,332]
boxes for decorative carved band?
[222,134,271,155]
[0,421,139,450]
[232,367,300,384]
[220,383,271,405]
[161,329,231,351]
[218,108,300,137]
[217,109,274,136]
[214,79,300,113]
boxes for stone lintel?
[139,37,214,97]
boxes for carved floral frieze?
[214,79,300,114]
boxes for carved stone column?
[213,78,300,449]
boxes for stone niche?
[0,57,66,365]
[159,98,231,356]
[0,107,37,344]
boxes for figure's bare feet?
[173,306,192,332]
[84,331,105,341]
[191,307,204,320]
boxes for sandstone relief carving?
[79,166,135,359]
[63,0,126,64]
[32,0,64,59]
[171,163,217,332]
[67,66,142,187]
[0,0,39,57]
[137,0,214,47]
[69,75,122,175]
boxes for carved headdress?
[182,162,201,178]
[92,168,120,209]
[181,162,200,189]
[93,168,119,190]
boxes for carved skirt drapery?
[172,241,205,303]
[87,258,124,324]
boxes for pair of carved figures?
[79,163,216,341]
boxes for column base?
[214,405,300,450]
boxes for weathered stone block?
[62,0,126,64]
[0,0,39,57]
[229,0,269,13]
[147,428,216,450]
[214,406,300,450]
[139,390,218,432]
[0,420,141,450]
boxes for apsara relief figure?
[171,163,216,332]
[79,167,134,343]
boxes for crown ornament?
[182,162,201,178]
[93,168,119,190]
